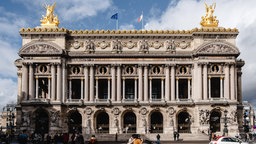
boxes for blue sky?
[0,0,256,110]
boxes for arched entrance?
[150,112,163,133]
[34,108,49,134]
[123,112,136,133]
[96,112,109,133]
[177,111,191,133]
[68,110,82,133]
[210,110,221,132]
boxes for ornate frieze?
[196,41,239,55]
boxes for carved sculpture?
[200,3,219,27]
[85,40,95,53]
[50,110,60,127]
[40,2,60,27]
[139,39,149,53]
[199,109,210,125]
[111,39,122,53]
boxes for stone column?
[208,77,211,99]
[188,78,191,100]
[84,66,89,102]
[171,65,175,101]
[51,63,56,101]
[165,65,170,101]
[62,62,67,102]
[81,78,84,99]
[224,63,230,100]
[56,64,62,101]
[17,73,22,103]
[144,65,148,101]
[138,65,143,101]
[135,78,138,102]
[176,78,179,100]
[95,78,99,100]
[161,78,164,101]
[203,64,208,100]
[89,65,94,102]
[122,78,125,100]
[21,63,29,101]
[108,78,111,100]
[220,77,224,99]
[28,63,34,100]
[149,77,152,101]
[48,77,51,99]
[111,65,116,101]
[230,64,235,100]
[197,63,202,100]
[117,65,122,101]
[69,79,72,100]
[35,76,39,99]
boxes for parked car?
[209,136,249,144]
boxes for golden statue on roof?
[40,2,60,27]
[200,2,219,27]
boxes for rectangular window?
[71,79,81,99]
[178,79,188,99]
[98,79,108,99]
[211,77,220,98]
[152,79,161,100]
[125,79,134,100]
[38,78,48,98]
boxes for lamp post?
[223,109,228,136]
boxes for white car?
[209,136,248,144]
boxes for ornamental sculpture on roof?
[200,2,219,27]
[40,2,60,27]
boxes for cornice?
[19,27,238,35]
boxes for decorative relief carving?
[124,66,136,75]
[176,65,191,75]
[138,39,149,53]
[165,40,176,52]
[111,39,122,53]
[72,40,82,49]
[124,40,136,49]
[198,43,237,54]
[50,110,60,127]
[85,108,93,115]
[150,65,162,75]
[22,111,31,127]
[20,44,62,55]
[167,107,175,116]
[152,41,163,49]
[112,107,120,115]
[177,41,190,49]
[229,110,237,124]
[139,107,148,115]
[96,66,109,75]
[85,39,95,53]
[97,41,110,49]
[199,109,210,125]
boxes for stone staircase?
[84,132,209,142]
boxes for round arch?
[150,111,163,133]
[123,111,136,133]
[34,108,49,134]
[210,109,221,132]
[95,111,109,133]
[67,110,82,133]
[177,111,191,133]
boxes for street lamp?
[223,109,228,136]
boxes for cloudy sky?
[0,0,255,110]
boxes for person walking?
[156,134,160,144]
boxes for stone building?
[14,3,245,139]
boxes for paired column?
[230,64,235,100]
[203,63,208,100]
[117,65,121,101]
[84,65,89,101]
[21,63,29,101]
[144,65,149,101]
[224,63,230,99]
[111,65,116,101]
[170,65,175,101]
[165,65,170,101]
[56,64,62,101]
[138,65,143,101]
[89,65,94,102]
[51,63,56,101]
[28,63,35,100]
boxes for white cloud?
[0,78,17,110]
[120,24,135,30]
[145,0,256,105]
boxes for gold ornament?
[200,2,219,27]
[40,2,60,27]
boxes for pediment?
[19,41,64,56]
[195,41,240,56]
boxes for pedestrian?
[173,131,176,141]
[18,130,28,144]
[88,135,97,144]
[156,134,160,144]
[177,131,180,141]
